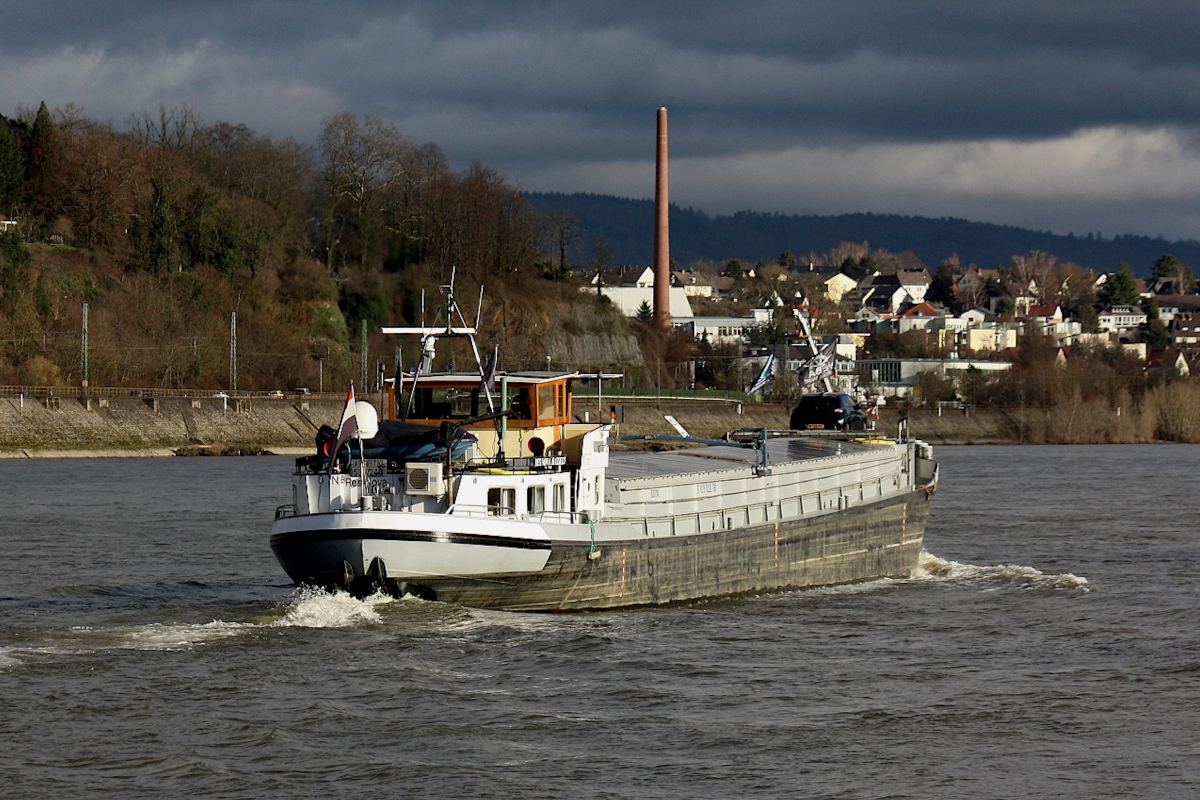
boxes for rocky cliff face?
[543,334,644,368]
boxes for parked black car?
[790,393,867,431]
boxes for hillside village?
[2,101,1198,418]
[588,248,1198,402]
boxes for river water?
[1,445,1197,799]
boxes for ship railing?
[447,502,515,518]
[528,509,579,524]
[448,502,583,524]
[275,504,296,520]
[618,472,910,537]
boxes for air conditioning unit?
[405,463,445,496]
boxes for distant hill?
[527,192,1200,276]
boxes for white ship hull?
[271,429,938,611]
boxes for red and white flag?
[327,383,358,474]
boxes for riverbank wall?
[0,391,1190,458]
[609,399,1166,445]
[0,394,334,457]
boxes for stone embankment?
[1,394,789,457]
[0,391,1172,458]
[0,394,339,457]
[612,401,1027,444]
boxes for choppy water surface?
[1,446,1197,799]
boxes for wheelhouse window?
[409,386,480,420]
[487,487,516,516]
[537,385,556,423]
[507,389,533,422]
[498,379,572,426]
[527,486,545,515]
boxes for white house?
[677,309,773,344]
[672,270,712,298]
[595,285,694,318]
[959,307,997,327]
[1028,304,1063,324]
[791,265,859,304]
[898,269,931,304]
[854,357,1012,400]
[585,266,694,318]
[1098,305,1147,333]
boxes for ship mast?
[380,268,494,418]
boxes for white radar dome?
[354,401,379,439]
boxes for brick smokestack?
[653,107,670,332]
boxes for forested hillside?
[0,103,628,391]
[6,100,1198,396]
[527,192,1200,274]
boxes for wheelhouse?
[392,371,573,429]
[389,370,577,461]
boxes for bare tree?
[826,241,871,271]
[128,103,202,150]
[587,234,617,280]
[545,210,579,280]
[197,122,313,213]
[1009,250,1059,305]
[318,112,437,270]
[58,120,139,249]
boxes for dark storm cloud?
[5,1,1200,238]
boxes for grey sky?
[5,1,1200,240]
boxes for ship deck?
[606,434,891,481]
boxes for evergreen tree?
[1097,262,1140,308]
[926,258,962,312]
[1141,295,1160,321]
[1152,253,1193,291]
[0,116,25,207]
[1144,319,1171,350]
[25,101,63,223]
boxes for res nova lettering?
[696,482,718,496]
[329,473,394,496]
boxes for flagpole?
[328,381,359,480]
[357,425,367,502]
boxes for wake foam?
[115,588,394,650]
[913,550,1091,591]
[271,586,393,628]
[112,587,395,650]
[0,588,399,665]
[117,620,249,650]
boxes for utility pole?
[360,320,368,391]
[230,311,237,395]
[81,302,89,395]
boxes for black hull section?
[271,535,365,593]
[377,489,931,611]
